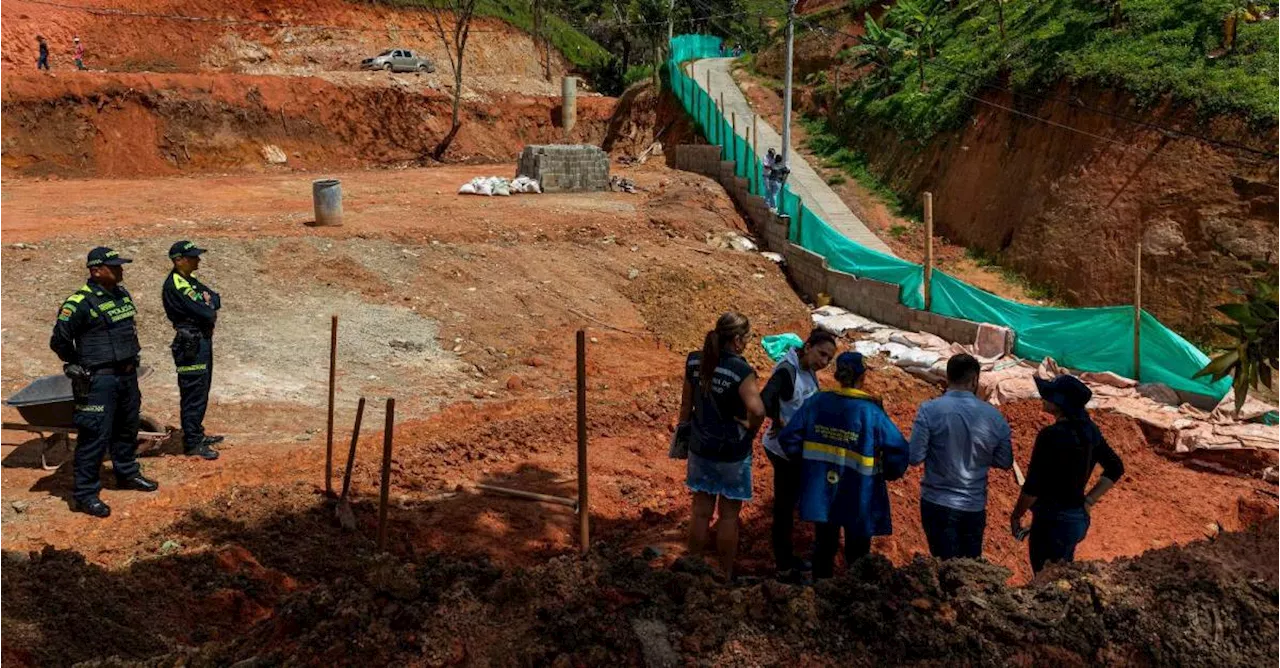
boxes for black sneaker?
[75,497,111,518]
[202,435,224,447]
[118,474,160,492]
[184,445,220,461]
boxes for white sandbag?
[459,183,477,194]
[853,340,884,357]
[494,185,511,196]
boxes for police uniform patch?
[58,305,74,321]
[826,470,840,485]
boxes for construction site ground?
[2,159,1277,666]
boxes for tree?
[428,0,479,160]
[1223,0,1259,52]
[1195,280,1278,413]
[627,0,669,88]
[893,0,942,90]
[846,14,908,78]
[992,0,1005,40]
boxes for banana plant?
[1223,0,1260,52]
[892,0,943,89]
[1195,280,1279,412]
[846,13,909,77]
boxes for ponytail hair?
[699,311,751,394]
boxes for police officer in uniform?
[162,240,222,460]
[50,247,159,518]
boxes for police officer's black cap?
[168,240,208,259]
[86,246,132,267]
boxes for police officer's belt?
[89,359,138,375]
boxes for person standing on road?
[50,247,159,518]
[162,241,222,460]
[763,148,781,211]
[74,36,87,70]
[761,329,837,580]
[779,352,909,579]
[909,353,1013,560]
[37,36,50,71]
[1011,374,1125,573]
[677,311,765,580]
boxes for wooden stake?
[753,115,761,195]
[924,192,934,312]
[731,111,738,164]
[326,315,337,496]
[796,205,804,242]
[377,397,395,551]
[576,330,590,555]
[1134,242,1142,382]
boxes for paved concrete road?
[687,57,896,257]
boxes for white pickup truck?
[360,49,436,73]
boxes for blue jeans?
[920,499,986,560]
[1029,506,1090,573]
[764,177,780,210]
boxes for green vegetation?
[623,64,655,87]
[965,248,1061,303]
[829,0,1279,139]
[825,173,848,185]
[801,116,909,216]
[385,0,611,70]
[1195,280,1278,411]
[888,224,912,239]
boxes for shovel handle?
[340,397,365,502]
[1013,461,1025,487]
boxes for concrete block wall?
[517,144,610,192]
[671,143,1012,352]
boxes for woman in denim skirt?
[676,311,765,579]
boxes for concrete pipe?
[311,178,343,227]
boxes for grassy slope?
[385,0,612,70]
[844,0,1279,139]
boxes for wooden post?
[1133,242,1142,382]
[731,111,739,166]
[795,204,804,242]
[326,315,337,496]
[923,192,934,312]
[576,330,590,554]
[753,115,761,195]
[377,397,395,551]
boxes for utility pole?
[780,0,797,167]
[668,0,675,41]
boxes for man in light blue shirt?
[908,354,1013,559]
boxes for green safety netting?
[665,34,1228,399]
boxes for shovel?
[335,397,365,531]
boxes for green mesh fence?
[664,35,1226,398]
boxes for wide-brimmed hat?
[1034,374,1092,416]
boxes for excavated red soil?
[1,71,615,176]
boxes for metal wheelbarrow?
[3,366,175,470]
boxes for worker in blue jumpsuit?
[779,352,909,578]
[50,246,160,518]
[161,240,222,460]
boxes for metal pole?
[924,192,934,311]
[576,330,590,554]
[377,397,395,550]
[781,0,796,166]
[326,315,337,496]
[1134,242,1142,382]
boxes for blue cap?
[168,240,207,259]
[86,246,131,267]
[836,351,865,377]
[1035,374,1092,416]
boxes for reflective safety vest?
[65,283,142,367]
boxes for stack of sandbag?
[458,176,513,196]
[511,175,542,193]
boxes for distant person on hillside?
[761,328,838,580]
[677,311,766,580]
[779,352,909,579]
[763,148,782,212]
[37,36,50,71]
[74,36,87,70]
[909,353,1013,560]
[1011,374,1125,573]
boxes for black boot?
[184,444,219,460]
[74,497,111,518]
[118,474,160,492]
[202,435,224,447]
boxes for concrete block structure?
[516,144,609,193]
